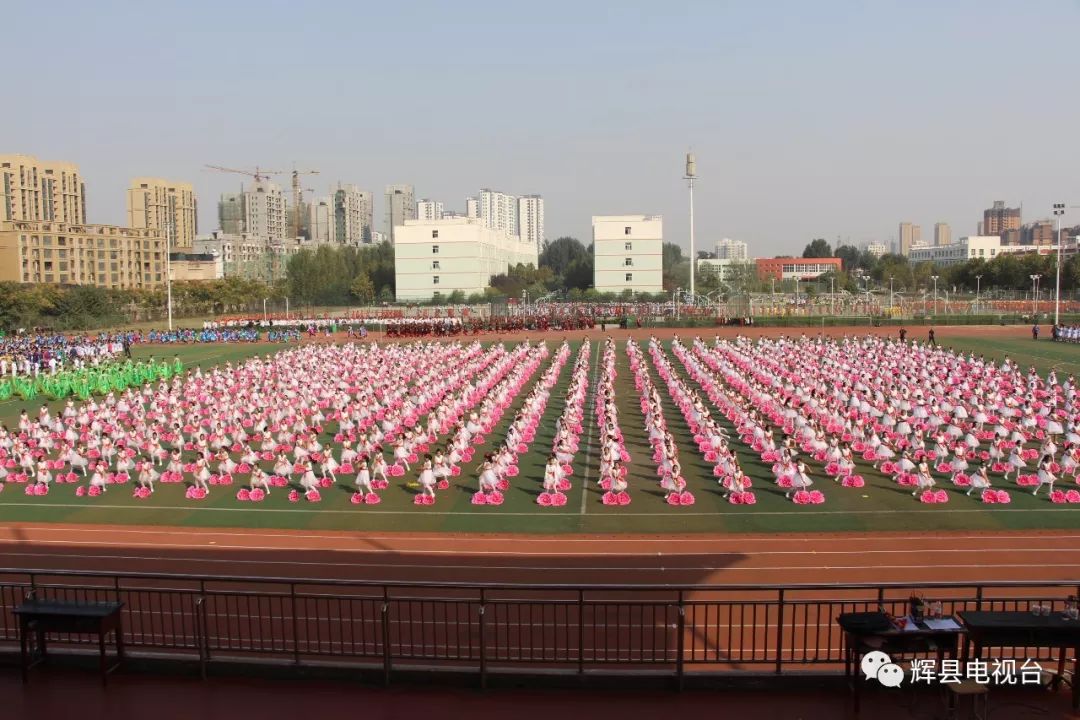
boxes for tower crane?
[289,166,320,240]
[204,165,283,182]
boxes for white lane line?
[1,502,1079,517]
[2,527,1078,544]
[579,343,601,516]
[0,549,1074,573]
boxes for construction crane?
[204,165,283,182]
[290,165,320,240]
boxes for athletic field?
[0,327,1077,535]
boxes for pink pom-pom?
[1051,490,1067,504]
[793,490,810,505]
[1067,490,1080,503]
[365,493,381,505]
[75,486,86,497]
[616,491,631,505]
[319,477,332,488]
[236,463,251,474]
[505,465,519,477]
[249,488,265,502]
[236,489,251,501]
[288,489,300,503]
[743,492,757,505]
[679,491,696,505]
[496,479,510,491]
[538,493,553,506]
[808,490,824,504]
[84,485,98,497]
[982,490,998,504]
[134,487,150,500]
[338,463,353,475]
[450,465,461,476]
[728,492,744,505]
[557,478,572,491]
[489,491,506,505]
[390,464,405,477]
[561,463,574,476]
[995,490,1011,504]
[953,474,971,487]
[602,492,618,506]
[934,489,949,503]
[351,492,363,505]
[471,492,488,505]
[666,493,683,506]
[516,443,528,453]
[305,490,322,502]
[600,478,612,491]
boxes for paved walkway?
[3,668,1075,720]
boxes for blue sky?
[3,0,1078,255]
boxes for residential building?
[898,222,921,256]
[983,200,1021,237]
[333,185,373,245]
[1000,229,1021,246]
[194,231,272,281]
[479,189,518,238]
[933,222,951,248]
[465,197,479,219]
[592,215,663,294]
[697,258,753,283]
[518,195,544,252]
[371,230,388,245]
[126,178,197,250]
[713,237,748,260]
[308,197,333,244]
[169,252,223,281]
[755,257,842,280]
[416,199,444,222]
[217,180,287,243]
[0,220,165,288]
[1022,220,1054,247]
[0,154,86,225]
[865,242,888,258]
[908,235,1061,266]
[385,184,416,242]
[394,217,538,301]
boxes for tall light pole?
[830,276,835,315]
[263,298,268,322]
[165,216,174,331]
[1030,274,1041,318]
[684,153,697,299]
[1054,203,1065,325]
[975,275,982,314]
[889,275,894,310]
[931,275,939,315]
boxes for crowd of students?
[0,333,133,377]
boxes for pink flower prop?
[743,492,757,505]
[288,489,300,503]
[364,493,381,505]
[667,493,683,506]
[561,464,574,476]
[505,465,519,478]
[236,463,252,474]
[842,475,865,488]
[133,487,151,500]
[953,474,971,487]
[995,490,1011,504]
[879,462,895,475]
[616,492,631,506]
[495,479,509,491]
[490,491,506,505]
[981,490,998,504]
[372,479,389,490]
[1017,475,1038,487]
[934,489,949,503]
[437,479,450,490]
[600,478,612,491]
[338,463,353,475]
[472,492,488,505]
[538,493,553,506]
[351,492,363,505]
[729,492,744,505]
[236,489,251,501]
[413,494,435,505]
[305,490,322,502]
[450,465,461,476]
[249,488,265,502]
[679,491,696,505]
[1051,490,1066,504]
[825,462,841,476]
[792,490,810,505]
[808,490,825,504]
[920,490,938,504]
[75,486,86,497]
[778,477,793,488]
[319,477,333,488]
[390,464,405,477]
[936,463,953,473]
[1067,490,1080,503]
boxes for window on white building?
[625,273,633,282]
[432,230,439,239]
[433,276,440,285]
[624,226,631,235]
[625,257,633,267]
[432,260,440,270]
[432,245,439,254]
[625,241,632,251]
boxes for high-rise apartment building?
[478,189,519,239]
[217,180,288,243]
[385,184,416,242]
[416,199,444,222]
[518,195,544,251]
[333,185,373,245]
[126,178,197,249]
[713,237,748,260]
[1022,221,1055,247]
[465,197,479,219]
[933,222,951,247]
[0,154,86,225]
[983,201,1021,237]
[309,197,333,243]
[898,222,921,256]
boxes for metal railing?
[0,570,1076,685]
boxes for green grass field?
[0,334,1077,535]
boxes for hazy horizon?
[4,0,1077,255]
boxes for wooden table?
[13,600,125,685]
[838,611,965,714]
[958,610,1080,711]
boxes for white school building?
[592,215,663,294]
[394,217,538,301]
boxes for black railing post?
[381,588,392,687]
[775,588,785,674]
[199,580,211,667]
[195,595,207,680]
[577,590,585,677]
[290,584,300,666]
[975,585,984,612]
[676,592,685,691]
[478,589,487,690]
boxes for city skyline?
[2,1,1076,256]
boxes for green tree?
[803,238,832,258]
[350,274,375,304]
